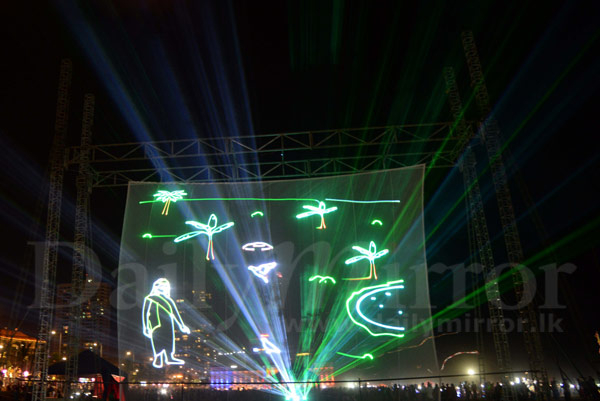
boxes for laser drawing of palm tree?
[344,241,389,280]
[295,201,338,229]
[174,214,234,260]
[153,190,187,215]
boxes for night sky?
[1,1,599,380]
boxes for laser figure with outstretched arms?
[344,241,389,280]
[174,213,234,260]
[296,201,337,230]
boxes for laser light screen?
[118,166,437,398]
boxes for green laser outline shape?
[325,198,400,204]
[296,201,338,229]
[342,212,599,375]
[140,197,318,204]
[308,275,336,285]
[343,241,389,280]
[142,278,190,368]
[142,233,177,239]
[336,352,374,360]
[152,190,187,215]
[173,214,234,260]
[346,279,406,338]
[371,219,383,226]
[251,211,264,218]
[139,197,401,205]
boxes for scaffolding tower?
[32,59,72,401]
[443,67,513,390]
[64,94,95,397]
[461,31,549,394]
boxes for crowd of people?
[0,377,598,401]
[120,378,600,401]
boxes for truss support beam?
[443,66,487,382]
[444,68,514,389]
[462,150,515,371]
[64,94,95,396]
[461,30,548,396]
[64,123,467,187]
[32,59,72,401]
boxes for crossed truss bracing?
[65,122,468,187]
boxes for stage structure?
[65,122,460,186]
[118,167,436,400]
[31,33,548,401]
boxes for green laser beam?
[251,211,264,218]
[426,30,600,249]
[406,216,600,345]
[139,197,319,204]
[142,233,177,239]
[336,352,373,360]
[371,219,383,226]
[140,197,401,205]
[325,198,400,204]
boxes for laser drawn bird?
[248,262,278,283]
[344,241,389,280]
[295,201,338,229]
[153,190,187,215]
[174,214,234,260]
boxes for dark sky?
[1,0,599,378]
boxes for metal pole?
[358,378,362,401]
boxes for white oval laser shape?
[242,242,274,252]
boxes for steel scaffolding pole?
[64,94,95,396]
[461,31,548,395]
[443,66,487,383]
[443,67,514,392]
[32,59,72,401]
[461,149,515,401]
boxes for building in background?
[0,328,37,377]
[210,367,270,390]
[51,280,113,363]
[174,290,216,381]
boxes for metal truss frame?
[65,122,467,187]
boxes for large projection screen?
[118,166,437,397]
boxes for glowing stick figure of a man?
[142,278,190,368]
